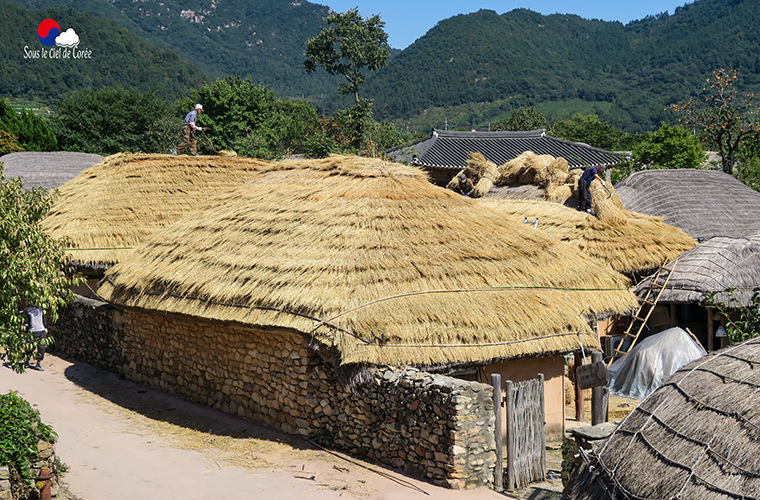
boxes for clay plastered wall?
[117,308,496,489]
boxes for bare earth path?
[1,354,512,500]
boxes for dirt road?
[1,354,512,500]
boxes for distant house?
[386,129,625,184]
[89,155,640,488]
[616,169,760,351]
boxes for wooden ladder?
[607,260,678,367]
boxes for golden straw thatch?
[445,153,499,197]
[42,153,271,268]
[482,198,697,274]
[98,155,640,368]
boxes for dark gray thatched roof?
[566,338,760,499]
[386,129,624,171]
[615,169,760,242]
[635,234,760,307]
[0,151,104,190]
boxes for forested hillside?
[5,0,342,100]
[362,0,760,132]
[0,2,208,102]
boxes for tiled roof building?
[387,129,625,183]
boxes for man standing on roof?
[171,104,207,156]
[578,164,606,214]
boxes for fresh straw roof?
[567,338,760,499]
[635,234,760,307]
[616,168,760,242]
[480,197,696,275]
[42,153,270,270]
[98,155,639,368]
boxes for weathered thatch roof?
[615,169,760,242]
[42,153,270,271]
[566,338,760,499]
[635,234,760,307]
[1,151,103,189]
[480,197,696,275]
[98,155,639,368]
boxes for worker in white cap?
[171,104,207,156]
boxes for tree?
[671,69,760,175]
[0,167,80,372]
[52,87,169,155]
[547,114,631,151]
[304,8,390,104]
[631,123,706,170]
[492,106,547,131]
[0,99,57,152]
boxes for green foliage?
[492,106,547,131]
[0,391,57,485]
[548,114,633,150]
[305,8,390,103]
[735,152,760,192]
[705,288,760,344]
[52,87,170,154]
[0,167,80,370]
[0,99,57,151]
[0,2,207,104]
[631,123,706,170]
[671,69,760,174]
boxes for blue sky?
[322,1,693,49]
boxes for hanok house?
[565,336,760,499]
[41,152,270,295]
[386,129,625,185]
[616,168,760,351]
[83,155,640,489]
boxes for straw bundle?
[467,152,499,198]
[218,150,238,157]
[590,179,628,227]
[42,153,271,268]
[498,151,535,185]
[99,154,640,368]
[524,154,555,187]
[544,184,573,203]
[565,169,582,196]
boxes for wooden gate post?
[505,380,515,490]
[491,374,503,492]
[591,351,609,425]
[574,351,585,422]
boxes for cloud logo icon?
[55,28,80,48]
[37,18,61,46]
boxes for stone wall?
[52,300,497,489]
[48,295,125,374]
[0,440,68,500]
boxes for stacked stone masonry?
[50,298,497,489]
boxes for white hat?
[195,104,203,110]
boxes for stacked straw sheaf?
[42,153,270,267]
[445,152,500,197]
[99,154,640,368]
[483,198,696,274]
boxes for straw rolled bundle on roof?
[498,151,535,185]
[544,184,573,203]
[98,154,640,368]
[590,179,628,227]
[42,153,271,269]
[467,152,499,198]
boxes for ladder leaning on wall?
[607,260,679,367]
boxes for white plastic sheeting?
[607,327,707,400]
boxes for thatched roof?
[42,153,270,271]
[634,234,760,307]
[615,169,760,242]
[480,198,696,275]
[98,155,639,368]
[1,151,103,189]
[566,338,760,499]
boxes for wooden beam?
[574,351,585,423]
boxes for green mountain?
[5,0,342,100]
[0,1,208,102]
[362,0,760,132]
